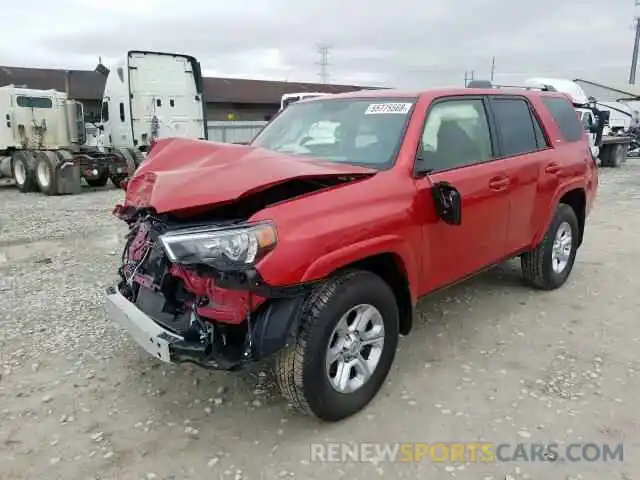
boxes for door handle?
[545,162,561,174]
[488,176,509,191]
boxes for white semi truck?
[524,77,632,168]
[0,85,128,194]
[279,92,332,111]
[95,50,208,173]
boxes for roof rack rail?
[466,80,557,92]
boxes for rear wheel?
[521,203,579,290]
[85,171,109,187]
[110,173,128,188]
[126,147,145,169]
[113,148,141,182]
[275,269,399,421]
[12,151,38,193]
[600,144,625,167]
[34,151,62,196]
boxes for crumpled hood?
[124,137,377,214]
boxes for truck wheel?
[109,174,127,188]
[609,144,623,167]
[12,151,38,193]
[275,269,399,421]
[126,147,145,168]
[114,148,139,180]
[86,171,109,187]
[521,203,579,291]
[34,151,61,196]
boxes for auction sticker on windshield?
[365,103,413,114]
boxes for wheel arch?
[559,188,586,247]
[300,236,418,336]
[335,253,414,336]
[534,185,586,248]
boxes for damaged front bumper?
[104,282,308,371]
[105,286,182,364]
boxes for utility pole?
[316,44,330,84]
[630,18,640,84]
[630,1,640,84]
[490,56,496,81]
[464,71,468,86]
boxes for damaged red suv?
[107,87,597,421]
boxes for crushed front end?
[105,207,311,370]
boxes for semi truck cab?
[100,51,208,153]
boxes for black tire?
[109,173,127,189]
[34,151,61,196]
[126,147,145,169]
[86,171,109,187]
[12,151,38,193]
[601,144,624,168]
[114,148,139,179]
[275,269,399,422]
[521,203,580,290]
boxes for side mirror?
[431,181,462,225]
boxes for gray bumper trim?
[105,287,184,363]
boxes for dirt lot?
[1,162,639,480]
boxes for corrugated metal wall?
[207,121,268,144]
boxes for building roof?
[573,78,640,100]
[0,66,380,105]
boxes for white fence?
[207,121,268,144]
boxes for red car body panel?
[118,87,596,326]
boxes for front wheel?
[521,203,579,290]
[275,269,399,422]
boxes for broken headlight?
[159,222,277,268]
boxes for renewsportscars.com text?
[310,442,624,463]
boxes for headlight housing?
[159,222,277,268]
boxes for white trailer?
[96,50,208,175]
[280,92,332,111]
[0,85,127,194]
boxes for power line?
[316,44,330,84]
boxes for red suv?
[107,86,598,422]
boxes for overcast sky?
[1,0,637,88]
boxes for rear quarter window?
[541,97,584,143]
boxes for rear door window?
[490,97,540,157]
[542,96,584,142]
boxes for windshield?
[252,98,416,169]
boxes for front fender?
[300,234,419,303]
[532,180,585,246]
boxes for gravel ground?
[1,163,639,480]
